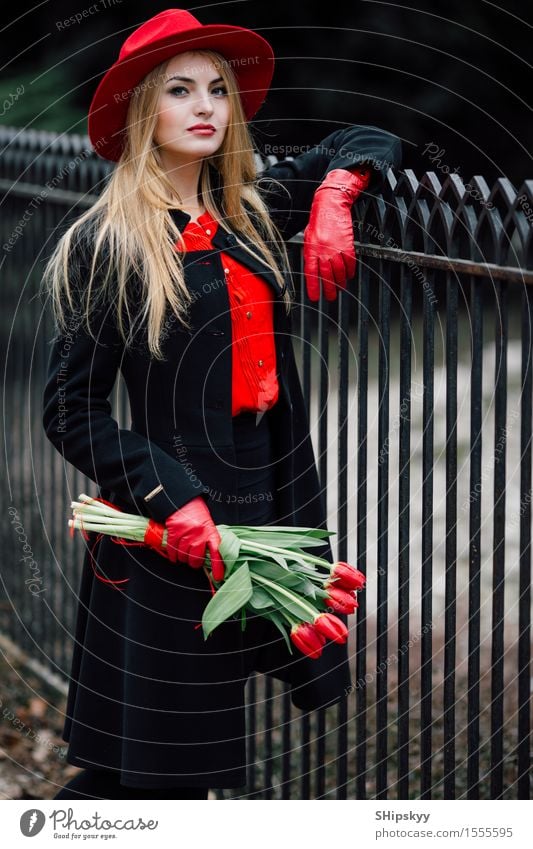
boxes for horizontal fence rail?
[0,125,531,799]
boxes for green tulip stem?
[278,611,299,628]
[239,539,330,568]
[252,572,319,618]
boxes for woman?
[41,9,402,799]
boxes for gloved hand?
[164,496,225,582]
[303,166,371,301]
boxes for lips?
[187,125,216,133]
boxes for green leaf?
[249,586,275,610]
[241,607,247,631]
[263,550,289,570]
[250,561,310,592]
[239,546,289,569]
[202,561,253,639]
[217,529,242,577]
[262,584,316,623]
[229,525,334,538]
[300,579,320,598]
[238,533,330,550]
[267,610,294,655]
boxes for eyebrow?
[165,75,224,84]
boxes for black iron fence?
[0,125,531,799]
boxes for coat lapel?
[168,168,288,298]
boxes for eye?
[167,84,227,97]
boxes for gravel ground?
[0,647,77,800]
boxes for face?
[153,51,230,163]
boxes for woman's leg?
[53,768,208,800]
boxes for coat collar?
[168,167,287,298]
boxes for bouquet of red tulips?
[69,494,365,660]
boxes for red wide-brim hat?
[88,8,275,162]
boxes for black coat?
[42,124,402,789]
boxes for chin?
[156,135,224,162]
[176,140,222,156]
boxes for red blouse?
[174,209,279,417]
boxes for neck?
[159,152,205,214]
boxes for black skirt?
[61,409,290,790]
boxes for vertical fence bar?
[490,278,508,799]
[376,255,390,797]
[264,676,273,797]
[281,688,292,799]
[57,275,69,676]
[36,204,54,662]
[246,673,257,798]
[316,277,329,799]
[0,191,8,633]
[517,285,532,799]
[444,270,458,797]
[299,252,312,418]
[13,227,25,651]
[420,267,436,798]
[397,261,412,798]
[281,241,298,800]
[467,274,483,798]
[355,258,370,799]
[297,249,312,799]
[41,203,57,672]
[300,712,311,799]
[335,282,351,799]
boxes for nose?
[193,88,214,116]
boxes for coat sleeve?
[41,238,205,525]
[257,123,402,240]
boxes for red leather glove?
[303,166,371,301]
[164,496,225,582]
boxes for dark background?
[1,0,532,185]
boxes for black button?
[207,329,225,336]
[210,400,223,410]
[225,234,236,245]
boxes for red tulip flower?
[290,622,326,659]
[314,612,349,644]
[325,586,359,614]
[329,562,366,591]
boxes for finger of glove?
[304,254,321,301]
[319,257,339,301]
[328,252,351,287]
[164,533,185,563]
[207,538,225,582]
[170,542,192,565]
[185,538,207,569]
[167,528,197,563]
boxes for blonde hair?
[41,49,293,360]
